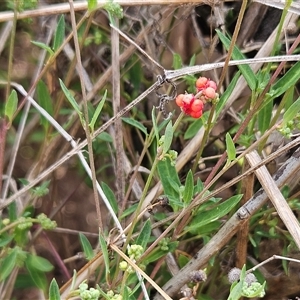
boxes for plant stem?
[68,0,103,230]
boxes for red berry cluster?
[175,77,217,119]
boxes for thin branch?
[0,1,219,22]
[68,0,103,230]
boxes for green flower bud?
[119,261,128,271]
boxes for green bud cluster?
[78,282,100,300]
[37,213,57,230]
[119,244,144,274]
[159,238,170,251]
[127,244,144,260]
[242,281,265,298]
[17,217,33,230]
[107,290,122,300]
[279,116,300,138]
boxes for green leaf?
[31,41,54,55]
[216,30,256,91]
[258,98,273,134]
[49,278,61,300]
[216,71,240,118]
[26,254,53,272]
[173,53,182,70]
[163,120,173,154]
[120,203,138,219]
[187,194,242,233]
[144,241,178,264]
[0,248,17,281]
[228,281,243,300]
[5,89,18,123]
[189,54,196,66]
[194,178,204,194]
[270,60,300,98]
[87,0,97,11]
[53,15,65,52]
[79,233,94,260]
[129,59,142,93]
[25,261,47,291]
[36,80,54,131]
[59,79,83,121]
[182,170,194,205]
[101,182,118,214]
[225,132,236,161]
[122,117,148,136]
[103,1,123,23]
[178,253,189,268]
[152,106,159,143]
[89,90,107,132]
[99,233,110,277]
[157,157,181,210]
[8,201,17,222]
[0,235,13,247]
[98,132,113,142]
[136,219,151,249]
[184,118,203,140]
[283,95,300,126]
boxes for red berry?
[196,77,208,91]
[207,80,217,90]
[175,94,185,107]
[190,110,203,118]
[203,87,216,99]
[191,99,204,112]
[182,94,194,105]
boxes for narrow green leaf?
[173,53,182,70]
[187,194,242,232]
[27,254,53,272]
[49,278,61,300]
[157,158,181,209]
[225,132,236,161]
[101,182,118,214]
[184,118,203,140]
[25,261,47,291]
[59,79,83,119]
[122,117,148,136]
[70,270,77,291]
[182,170,194,205]
[53,15,65,52]
[98,132,113,142]
[8,201,17,221]
[129,59,142,92]
[87,0,97,11]
[0,235,13,247]
[283,95,300,126]
[216,71,240,117]
[228,281,243,300]
[216,30,256,91]
[99,233,110,276]
[152,106,159,143]
[144,241,178,264]
[31,41,54,55]
[163,121,173,154]
[0,248,17,281]
[120,203,138,219]
[189,54,196,66]
[136,219,151,249]
[89,90,107,132]
[258,98,273,134]
[271,60,300,98]
[79,233,94,260]
[5,89,18,123]
[36,80,53,131]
